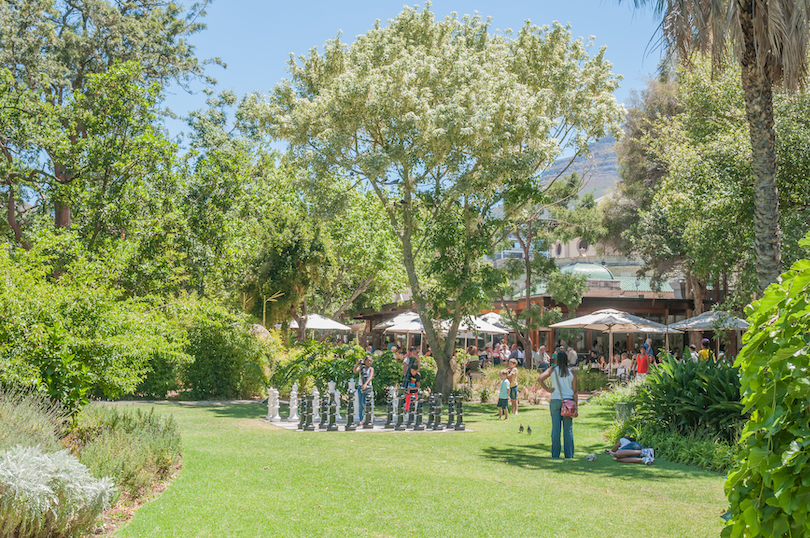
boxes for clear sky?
[164,0,664,143]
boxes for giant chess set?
[265,379,470,432]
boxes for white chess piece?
[391,385,399,422]
[349,378,361,422]
[287,383,299,422]
[268,388,281,422]
[334,389,341,420]
[312,386,320,419]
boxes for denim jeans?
[357,390,368,421]
[550,399,574,458]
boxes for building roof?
[560,262,615,280]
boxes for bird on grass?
[526,425,532,435]
[519,423,524,433]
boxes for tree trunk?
[738,0,782,291]
[6,185,32,250]
[689,275,707,348]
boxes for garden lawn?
[114,402,726,538]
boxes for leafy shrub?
[134,353,181,399]
[575,369,609,392]
[0,445,116,538]
[182,303,271,399]
[67,406,181,499]
[0,237,189,409]
[588,378,646,409]
[0,385,68,453]
[724,236,810,538]
[479,386,493,403]
[634,354,746,443]
[453,386,474,402]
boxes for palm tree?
[627,0,810,291]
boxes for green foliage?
[575,369,609,392]
[182,306,271,400]
[634,354,746,443]
[0,385,69,453]
[68,406,181,500]
[479,386,493,403]
[588,377,646,409]
[452,386,475,402]
[0,234,189,409]
[0,445,116,538]
[723,234,810,538]
[546,272,588,315]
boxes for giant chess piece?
[432,393,445,431]
[455,397,465,430]
[312,386,321,422]
[350,378,361,423]
[392,386,401,425]
[327,381,341,420]
[426,394,436,428]
[395,389,407,431]
[384,387,394,429]
[287,383,299,423]
[327,392,339,431]
[304,394,315,431]
[406,393,415,427]
[363,390,374,429]
[334,389,342,420]
[297,389,307,430]
[413,390,425,431]
[319,394,329,430]
[445,394,455,430]
[345,393,357,431]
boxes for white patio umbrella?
[669,310,749,358]
[550,308,682,374]
[373,311,426,334]
[289,313,351,331]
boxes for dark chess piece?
[395,391,407,431]
[455,398,466,431]
[304,394,315,431]
[384,389,394,429]
[406,393,416,427]
[327,393,339,431]
[319,396,328,429]
[298,392,307,430]
[446,394,456,430]
[363,391,374,429]
[432,393,445,431]
[345,393,356,431]
[413,391,425,431]
[426,395,436,428]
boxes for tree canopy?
[255,5,624,393]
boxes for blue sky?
[164,0,664,142]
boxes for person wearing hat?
[698,338,715,362]
[688,344,699,362]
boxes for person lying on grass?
[605,436,655,465]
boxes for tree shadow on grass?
[480,442,723,480]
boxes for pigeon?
[526,425,532,435]
[519,423,524,433]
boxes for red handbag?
[553,369,578,418]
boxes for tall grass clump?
[0,445,116,538]
[0,385,69,452]
[67,406,181,499]
[589,377,646,409]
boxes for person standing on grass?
[497,369,510,420]
[507,358,519,416]
[537,349,578,459]
[353,355,375,425]
[402,346,420,383]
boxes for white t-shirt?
[549,366,575,400]
[567,349,578,366]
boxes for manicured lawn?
[114,401,726,538]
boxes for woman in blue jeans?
[537,349,578,458]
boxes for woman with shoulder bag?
[537,349,578,458]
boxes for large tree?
[627,0,810,291]
[254,6,623,394]
[0,0,214,238]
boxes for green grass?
[114,402,727,538]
